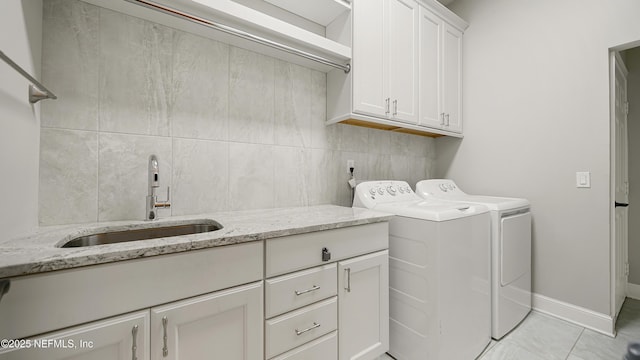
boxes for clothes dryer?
[354,181,491,360]
[416,179,531,340]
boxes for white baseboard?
[627,283,640,300]
[532,293,615,337]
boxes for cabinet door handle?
[446,114,450,126]
[393,100,398,115]
[162,316,168,357]
[345,268,351,292]
[385,98,390,115]
[295,322,321,336]
[131,325,139,360]
[0,280,9,304]
[440,113,445,125]
[295,285,321,296]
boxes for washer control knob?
[387,186,397,195]
[377,187,385,195]
[369,188,377,196]
[439,184,448,192]
[398,187,405,194]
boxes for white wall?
[0,0,43,240]
[627,47,640,285]
[438,0,640,315]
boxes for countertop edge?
[0,206,393,279]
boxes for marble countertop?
[0,205,392,279]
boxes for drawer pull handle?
[131,325,139,360]
[162,316,168,357]
[295,322,321,336]
[295,285,321,296]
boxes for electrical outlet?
[347,160,355,174]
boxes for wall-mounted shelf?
[263,0,350,27]
[82,0,351,73]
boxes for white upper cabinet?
[327,0,467,137]
[418,7,443,129]
[420,10,462,133]
[418,1,465,133]
[352,0,418,123]
[352,0,388,118]
[442,22,463,133]
[387,0,419,124]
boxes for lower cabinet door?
[338,250,389,360]
[0,310,149,360]
[150,281,263,360]
[270,331,337,360]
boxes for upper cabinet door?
[387,0,419,124]
[419,7,443,129]
[352,0,389,118]
[442,23,463,133]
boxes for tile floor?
[377,298,640,360]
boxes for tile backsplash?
[39,0,436,226]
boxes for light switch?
[576,172,591,188]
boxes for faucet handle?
[156,187,171,208]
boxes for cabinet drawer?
[266,222,388,277]
[266,264,337,318]
[265,297,337,359]
[270,331,337,360]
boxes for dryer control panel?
[415,179,466,196]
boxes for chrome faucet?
[146,154,170,220]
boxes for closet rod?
[125,0,351,73]
[0,50,57,104]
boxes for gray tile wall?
[39,0,436,225]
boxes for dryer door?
[500,212,532,286]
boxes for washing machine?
[353,181,491,360]
[415,179,531,340]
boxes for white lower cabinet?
[338,251,389,360]
[265,224,389,360]
[1,223,388,360]
[0,311,150,360]
[151,281,263,360]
